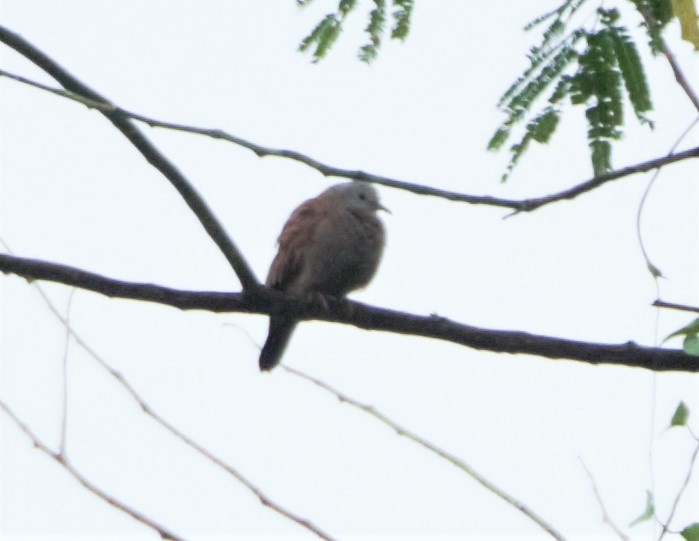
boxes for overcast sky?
[1,1,698,540]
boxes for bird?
[259,182,388,371]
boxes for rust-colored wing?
[265,196,324,292]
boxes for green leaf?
[664,317,699,355]
[665,318,699,342]
[682,523,699,541]
[338,0,358,17]
[524,7,562,30]
[647,260,664,277]
[391,0,413,40]
[670,401,690,427]
[590,139,612,175]
[629,0,674,54]
[569,14,639,176]
[530,107,560,143]
[684,333,699,356]
[487,127,510,151]
[359,0,386,63]
[499,43,578,110]
[549,75,572,103]
[299,13,342,61]
[629,490,655,527]
[654,0,676,24]
[358,44,378,63]
[611,27,653,120]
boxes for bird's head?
[327,182,390,214]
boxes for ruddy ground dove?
[259,182,387,370]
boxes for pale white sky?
[1,1,698,540]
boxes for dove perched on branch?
[260,182,388,370]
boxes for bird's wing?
[265,197,324,291]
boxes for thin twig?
[1,67,698,214]
[653,299,699,315]
[635,7,699,113]
[0,398,187,541]
[283,365,568,541]
[657,442,699,540]
[0,26,259,291]
[225,321,567,536]
[58,288,76,457]
[579,458,630,541]
[659,42,699,114]
[1,251,697,372]
[636,116,699,279]
[10,262,335,540]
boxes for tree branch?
[0,25,260,291]
[660,43,699,114]
[657,442,699,541]
[1,67,697,214]
[25,280,336,541]
[580,459,630,541]
[58,288,76,458]
[653,299,699,315]
[0,399,187,541]
[636,9,699,114]
[284,366,567,541]
[2,252,697,372]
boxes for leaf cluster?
[298,0,413,63]
[489,3,655,180]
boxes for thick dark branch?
[1,68,697,215]
[2,253,697,372]
[0,25,259,291]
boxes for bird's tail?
[259,316,297,371]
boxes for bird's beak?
[378,203,391,214]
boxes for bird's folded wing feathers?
[265,197,325,290]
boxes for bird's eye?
[359,193,367,200]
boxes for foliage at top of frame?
[297,1,687,182]
[488,1,662,181]
[627,0,674,53]
[298,0,413,63]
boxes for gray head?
[324,182,389,213]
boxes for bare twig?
[283,366,567,541]
[653,299,699,315]
[657,443,699,541]
[0,25,259,291]
[1,251,697,372]
[659,41,699,114]
[636,116,699,280]
[1,67,698,214]
[21,276,335,540]
[0,238,334,539]
[0,398,187,541]
[635,7,699,114]
[230,321,567,539]
[58,288,76,457]
[579,459,630,541]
